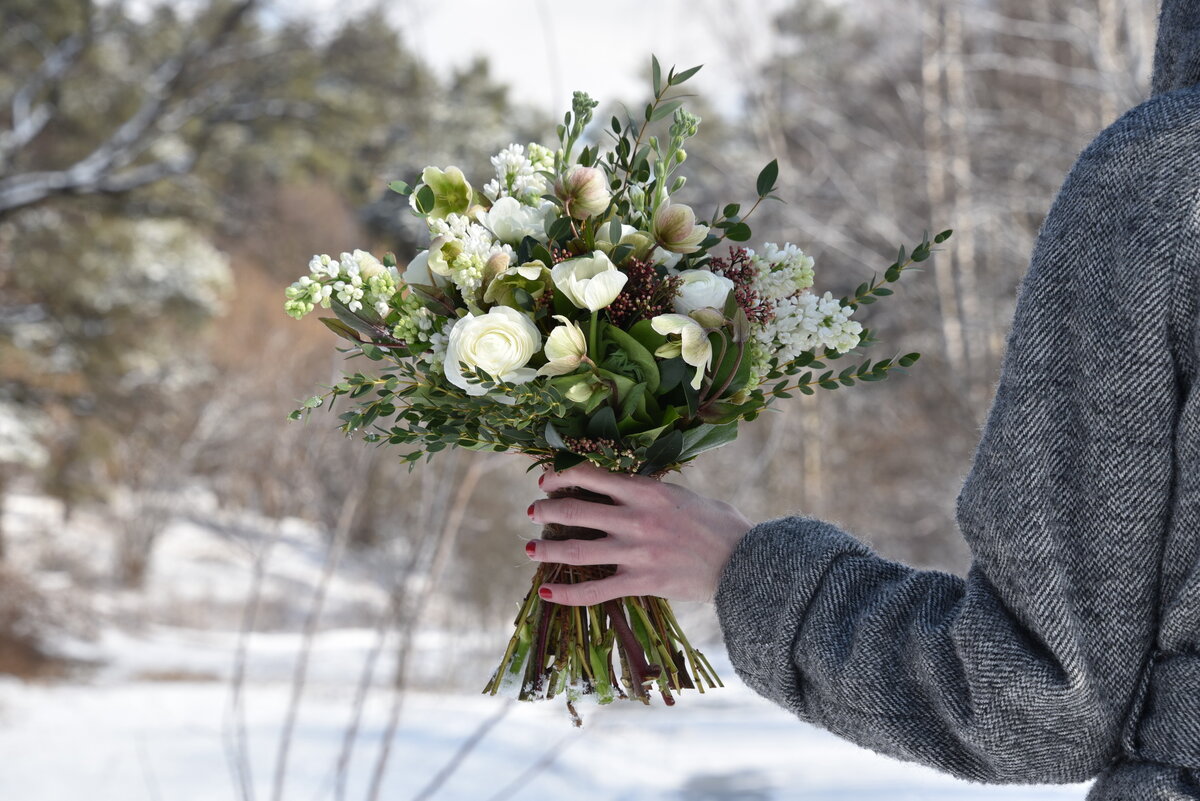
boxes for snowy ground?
[0,492,1093,801]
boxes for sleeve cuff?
[713,515,872,711]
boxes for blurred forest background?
[0,0,1157,797]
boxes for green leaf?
[611,115,622,134]
[642,429,684,473]
[651,55,662,96]
[669,64,703,85]
[587,406,621,441]
[898,352,921,367]
[553,451,587,471]
[544,422,568,450]
[388,180,410,195]
[934,229,953,244]
[657,357,685,394]
[303,396,323,409]
[874,287,893,296]
[756,159,779,197]
[651,99,683,122]
[604,325,661,393]
[725,222,752,242]
[547,217,574,242]
[723,203,741,218]
[319,316,364,343]
[679,422,739,459]
[415,185,435,215]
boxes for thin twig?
[409,701,514,801]
[270,450,369,801]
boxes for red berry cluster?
[606,258,682,328]
[709,247,774,325]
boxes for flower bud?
[652,202,710,254]
[675,149,687,164]
[555,166,611,220]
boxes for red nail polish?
[526,503,535,518]
[538,587,553,600]
[538,472,545,487]
[525,541,536,557]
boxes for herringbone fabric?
[714,3,1200,797]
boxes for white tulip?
[673,269,735,314]
[443,306,542,395]
[550,250,628,312]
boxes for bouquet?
[285,58,949,724]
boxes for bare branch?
[0,32,89,164]
[0,0,260,217]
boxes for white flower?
[651,313,713,390]
[673,269,735,314]
[550,251,628,312]
[757,291,862,362]
[652,246,683,272]
[750,242,815,299]
[652,202,709,254]
[479,197,555,245]
[404,250,433,285]
[443,306,542,395]
[483,143,552,205]
[556,166,611,219]
[538,315,589,376]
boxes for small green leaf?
[303,396,323,409]
[723,203,741,218]
[415,185,435,215]
[756,159,779,197]
[651,55,662,96]
[935,229,953,244]
[669,64,703,85]
[388,180,410,195]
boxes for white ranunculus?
[550,250,628,312]
[651,313,713,390]
[673,269,735,314]
[404,250,432,285]
[480,197,555,245]
[443,306,542,395]
[538,315,588,376]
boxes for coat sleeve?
[714,95,1200,784]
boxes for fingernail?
[538,587,553,600]
[538,472,545,487]
[525,541,536,557]
[526,503,535,518]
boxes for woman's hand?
[525,461,754,606]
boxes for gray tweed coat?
[714,3,1200,798]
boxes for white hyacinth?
[757,291,862,363]
[750,242,815,300]
[482,143,554,206]
[428,213,514,298]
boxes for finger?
[538,571,643,607]
[539,460,656,501]
[525,536,625,566]
[529,497,634,533]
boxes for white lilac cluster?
[428,213,514,298]
[285,251,399,320]
[750,242,815,300]
[758,290,863,365]
[391,291,438,345]
[482,143,555,206]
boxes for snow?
[0,492,1092,800]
